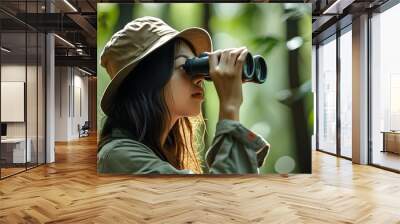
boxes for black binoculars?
[182,52,267,84]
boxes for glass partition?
[317,36,337,155]
[27,31,38,169]
[1,29,28,178]
[0,0,46,179]
[371,3,400,171]
[339,28,352,158]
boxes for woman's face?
[164,41,204,120]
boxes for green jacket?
[97,119,270,174]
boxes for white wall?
[54,67,89,141]
[72,72,89,138]
[1,66,26,137]
[1,63,46,164]
[1,65,37,137]
[55,66,68,141]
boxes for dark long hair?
[99,38,204,173]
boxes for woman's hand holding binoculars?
[206,47,248,121]
[183,46,267,121]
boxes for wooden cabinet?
[382,132,400,154]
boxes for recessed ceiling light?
[63,0,78,12]
[54,34,75,48]
[322,0,353,15]
[1,47,11,53]
[78,67,92,76]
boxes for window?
[371,3,400,171]
[339,28,352,158]
[0,1,47,179]
[317,36,337,154]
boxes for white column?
[352,14,369,164]
[46,1,55,163]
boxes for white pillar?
[46,1,55,163]
[352,14,369,164]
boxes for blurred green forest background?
[97,3,312,174]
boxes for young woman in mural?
[97,16,270,174]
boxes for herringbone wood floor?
[1,134,400,223]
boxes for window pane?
[27,31,38,169]
[340,29,352,158]
[1,15,28,177]
[318,37,337,154]
[371,4,400,171]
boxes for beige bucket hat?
[100,16,212,116]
